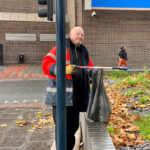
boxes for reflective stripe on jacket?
[42,46,72,79]
[45,78,73,106]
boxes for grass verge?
[135,113,150,140]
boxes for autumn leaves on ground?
[1,70,149,150]
[105,71,150,149]
[16,111,54,130]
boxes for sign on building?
[85,0,150,10]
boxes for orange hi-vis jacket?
[42,46,93,79]
[42,44,93,107]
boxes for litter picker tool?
[76,66,131,70]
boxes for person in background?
[42,26,93,150]
[118,46,128,67]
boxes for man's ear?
[69,32,71,38]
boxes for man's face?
[69,28,84,46]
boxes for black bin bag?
[86,69,112,124]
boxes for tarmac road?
[0,79,47,103]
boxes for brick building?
[0,0,150,69]
[0,0,69,64]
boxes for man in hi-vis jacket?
[42,26,93,150]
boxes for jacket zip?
[75,46,78,58]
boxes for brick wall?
[0,0,38,13]
[0,0,56,13]
[1,0,150,68]
[0,21,54,64]
[75,0,150,69]
[0,0,70,64]
[0,20,69,64]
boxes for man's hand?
[66,65,77,75]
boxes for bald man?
[42,26,93,149]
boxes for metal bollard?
[19,52,24,64]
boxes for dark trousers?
[52,106,79,150]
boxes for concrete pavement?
[0,64,55,150]
[0,104,55,150]
[0,64,116,150]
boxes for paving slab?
[0,104,55,150]
[25,141,52,150]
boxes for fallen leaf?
[31,124,36,130]
[138,104,147,108]
[127,141,135,146]
[125,126,139,132]
[16,120,30,126]
[16,121,25,124]
[0,124,8,127]
[36,112,42,118]
[127,133,136,140]
[44,113,52,116]
[135,116,141,121]
[119,130,127,139]
[148,134,150,140]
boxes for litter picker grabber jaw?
[76,66,131,70]
[112,67,131,70]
